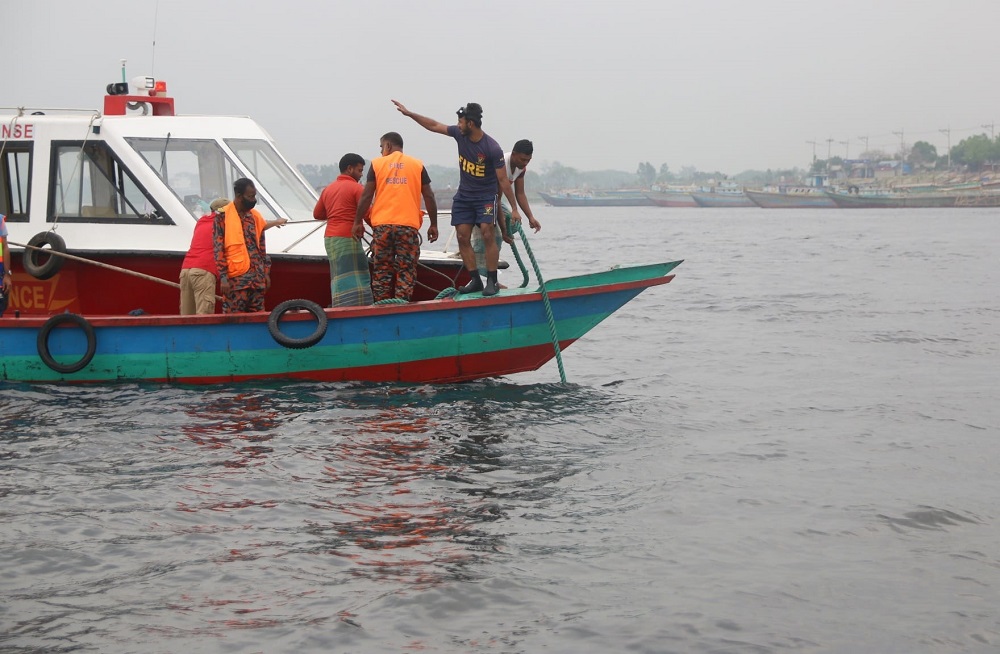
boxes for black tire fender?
[37,313,97,374]
[23,231,67,280]
[267,299,328,349]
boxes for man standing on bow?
[392,100,521,296]
[353,132,438,303]
[213,178,285,313]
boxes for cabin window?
[126,137,280,221]
[226,139,317,222]
[0,144,32,223]
[48,141,170,224]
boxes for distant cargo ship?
[644,188,698,207]
[745,188,836,208]
[690,189,754,207]
[824,188,1000,208]
[539,190,654,207]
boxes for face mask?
[243,197,257,210]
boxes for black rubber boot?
[458,271,484,294]
[483,271,499,297]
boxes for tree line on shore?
[296,161,757,193]
[297,132,1000,192]
[808,133,1000,177]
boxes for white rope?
[283,221,325,253]
[51,112,101,231]
[0,110,24,161]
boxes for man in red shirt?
[314,153,373,307]
[179,197,228,315]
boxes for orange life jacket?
[222,203,267,278]
[370,152,424,229]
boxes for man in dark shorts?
[392,100,521,296]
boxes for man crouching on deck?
[214,178,284,313]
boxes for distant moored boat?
[824,188,1000,208]
[644,189,698,207]
[539,191,654,207]
[689,189,754,208]
[745,188,836,208]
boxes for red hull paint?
[4,272,674,328]
[6,252,468,316]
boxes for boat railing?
[1,106,102,116]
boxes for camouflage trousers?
[222,286,266,313]
[371,224,420,302]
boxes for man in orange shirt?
[313,153,372,307]
[353,132,438,302]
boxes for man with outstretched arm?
[392,100,520,296]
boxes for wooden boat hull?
[539,192,654,207]
[745,190,836,208]
[0,261,681,384]
[644,191,698,207]
[825,190,1000,208]
[690,192,755,208]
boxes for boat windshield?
[125,137,279,221]
[49,141,169,225]
[224,139,317,222]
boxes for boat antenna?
[151,0,159,76]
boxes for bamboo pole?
[11,240,223,300]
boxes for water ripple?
[4,210,1000,652]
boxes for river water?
[2,206,998,653]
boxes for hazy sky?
[4,0,998,174]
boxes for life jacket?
[221,203,267,278]
[370,151,424,229]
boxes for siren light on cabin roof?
[103,74,174,117]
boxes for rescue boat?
[0,73,682,384]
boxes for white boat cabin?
[1,78,332,259]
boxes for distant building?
[874,160,911,179]
[808,173,828,187]
[844,159,873,179]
